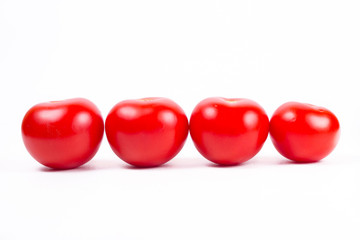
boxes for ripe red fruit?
[105,97,188,167]
[22,98,104,169]
[190,97,269,165]
[269,102,340,163]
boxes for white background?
[1,0,359,239]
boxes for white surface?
[0,0,359,239]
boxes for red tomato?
[22,98,104,169]
[105,97,188,167]
[269,102,340,163]
[190,97,269,165]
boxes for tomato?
[21,98,104,169]
[105,97,188,167]
[269,102,340,163]
[189,97,269,165]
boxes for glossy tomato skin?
[190,97,269,165]
[22,98,104,169]
[269,102,340,163]
[105,98,188,167]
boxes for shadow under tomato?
[206,162,250,168]
[277,158,323,165]
[121,157,209,170]
[122,164,172,170]
[38,159,123,172]
[39,165,92,172]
